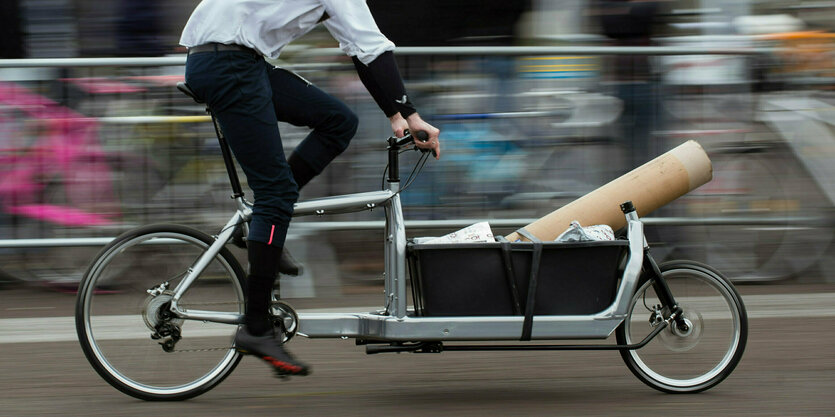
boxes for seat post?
[208,109,245,199]
[177,81,246,200]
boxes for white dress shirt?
[180,0,395,65]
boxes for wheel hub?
[672,317,695,337]
[659,308,703,352]
[142,290,185,351]
[142,291,184,331]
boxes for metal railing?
[0,44,788,250]
[0,45,774,69]
[0,216,827,248]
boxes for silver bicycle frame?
[168,180,646,341]
[166,189,397,324]
[167,196,252,324]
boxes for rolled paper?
[506,140,712,242]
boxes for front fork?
[621,201,687,333]
[642,250,688,333]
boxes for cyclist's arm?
[320,0,394,64]
[321,0,440,157]
[320,0,412,117]
[351,51,415,119]
[352,53,440,158]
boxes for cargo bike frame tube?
[163,134,408,325]
[163,189,398,324]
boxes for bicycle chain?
[170,346,234,353]
[159,301,284,353]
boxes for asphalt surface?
[1,282,834,416]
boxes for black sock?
[245,241,281,336]
[288,152,318,190]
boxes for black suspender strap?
[515,228,542,341]
[496,236,522,315]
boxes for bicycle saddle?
[177,82,204,104]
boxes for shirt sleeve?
[321,0,395,64]
[352,51,416,119]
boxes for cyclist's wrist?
[389,113,408,137]
[405,112,422,124]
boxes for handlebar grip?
[413,130,437,158]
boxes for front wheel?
[75,224,246,401]
[616,260,748,393]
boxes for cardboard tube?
[505,140,712,242]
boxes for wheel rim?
[79,231,243,396]
[624,268,742,389]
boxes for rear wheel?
[616,260,747,393]
[75,224,246,401]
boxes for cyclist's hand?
[389,113,409,137]
[405,113,441,159]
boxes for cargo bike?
[75,83,747,401]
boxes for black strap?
[496,236,522,315]
[187,43,261,56]
[515,228,542,341]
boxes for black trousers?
[185,49,358,248]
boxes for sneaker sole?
[236,348,310,376]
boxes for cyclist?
[180,0,441,377]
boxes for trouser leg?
[268,67,359,189]
[287,152,318,190]
[187,53,298,248]
[186,51,298,335]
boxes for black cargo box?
[407,239,629,317]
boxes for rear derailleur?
[151,322,182,352]
[143,283,184,352]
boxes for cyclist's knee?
[252,180,298,214]
[333,109,358,153]
[343,109,359,137]
[318,106,357,151]
[281,182,300,208]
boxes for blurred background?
[1,0,835,297]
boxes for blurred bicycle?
[0,81,159,290]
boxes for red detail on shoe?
[267,224,275,245]
[262,356,304,373]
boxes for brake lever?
[393,131,415,147]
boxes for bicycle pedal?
[277,248,303,276]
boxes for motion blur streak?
[1,1,835,415]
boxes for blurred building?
[19,0,78,58]
[2,0,835,291]
[368,0,529,46]
[0,0,26,58]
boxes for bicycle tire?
[75,224,246,401]
[616,260,748,393]
[684,148,833,282]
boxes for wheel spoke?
[617,261,747,393]
[76,225,246,400]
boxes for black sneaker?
[277,247,304,276]
[235,328,310,376]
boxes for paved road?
[1,283,834,416]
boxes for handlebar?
[387,130,435,183]
[392,130,436,158]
